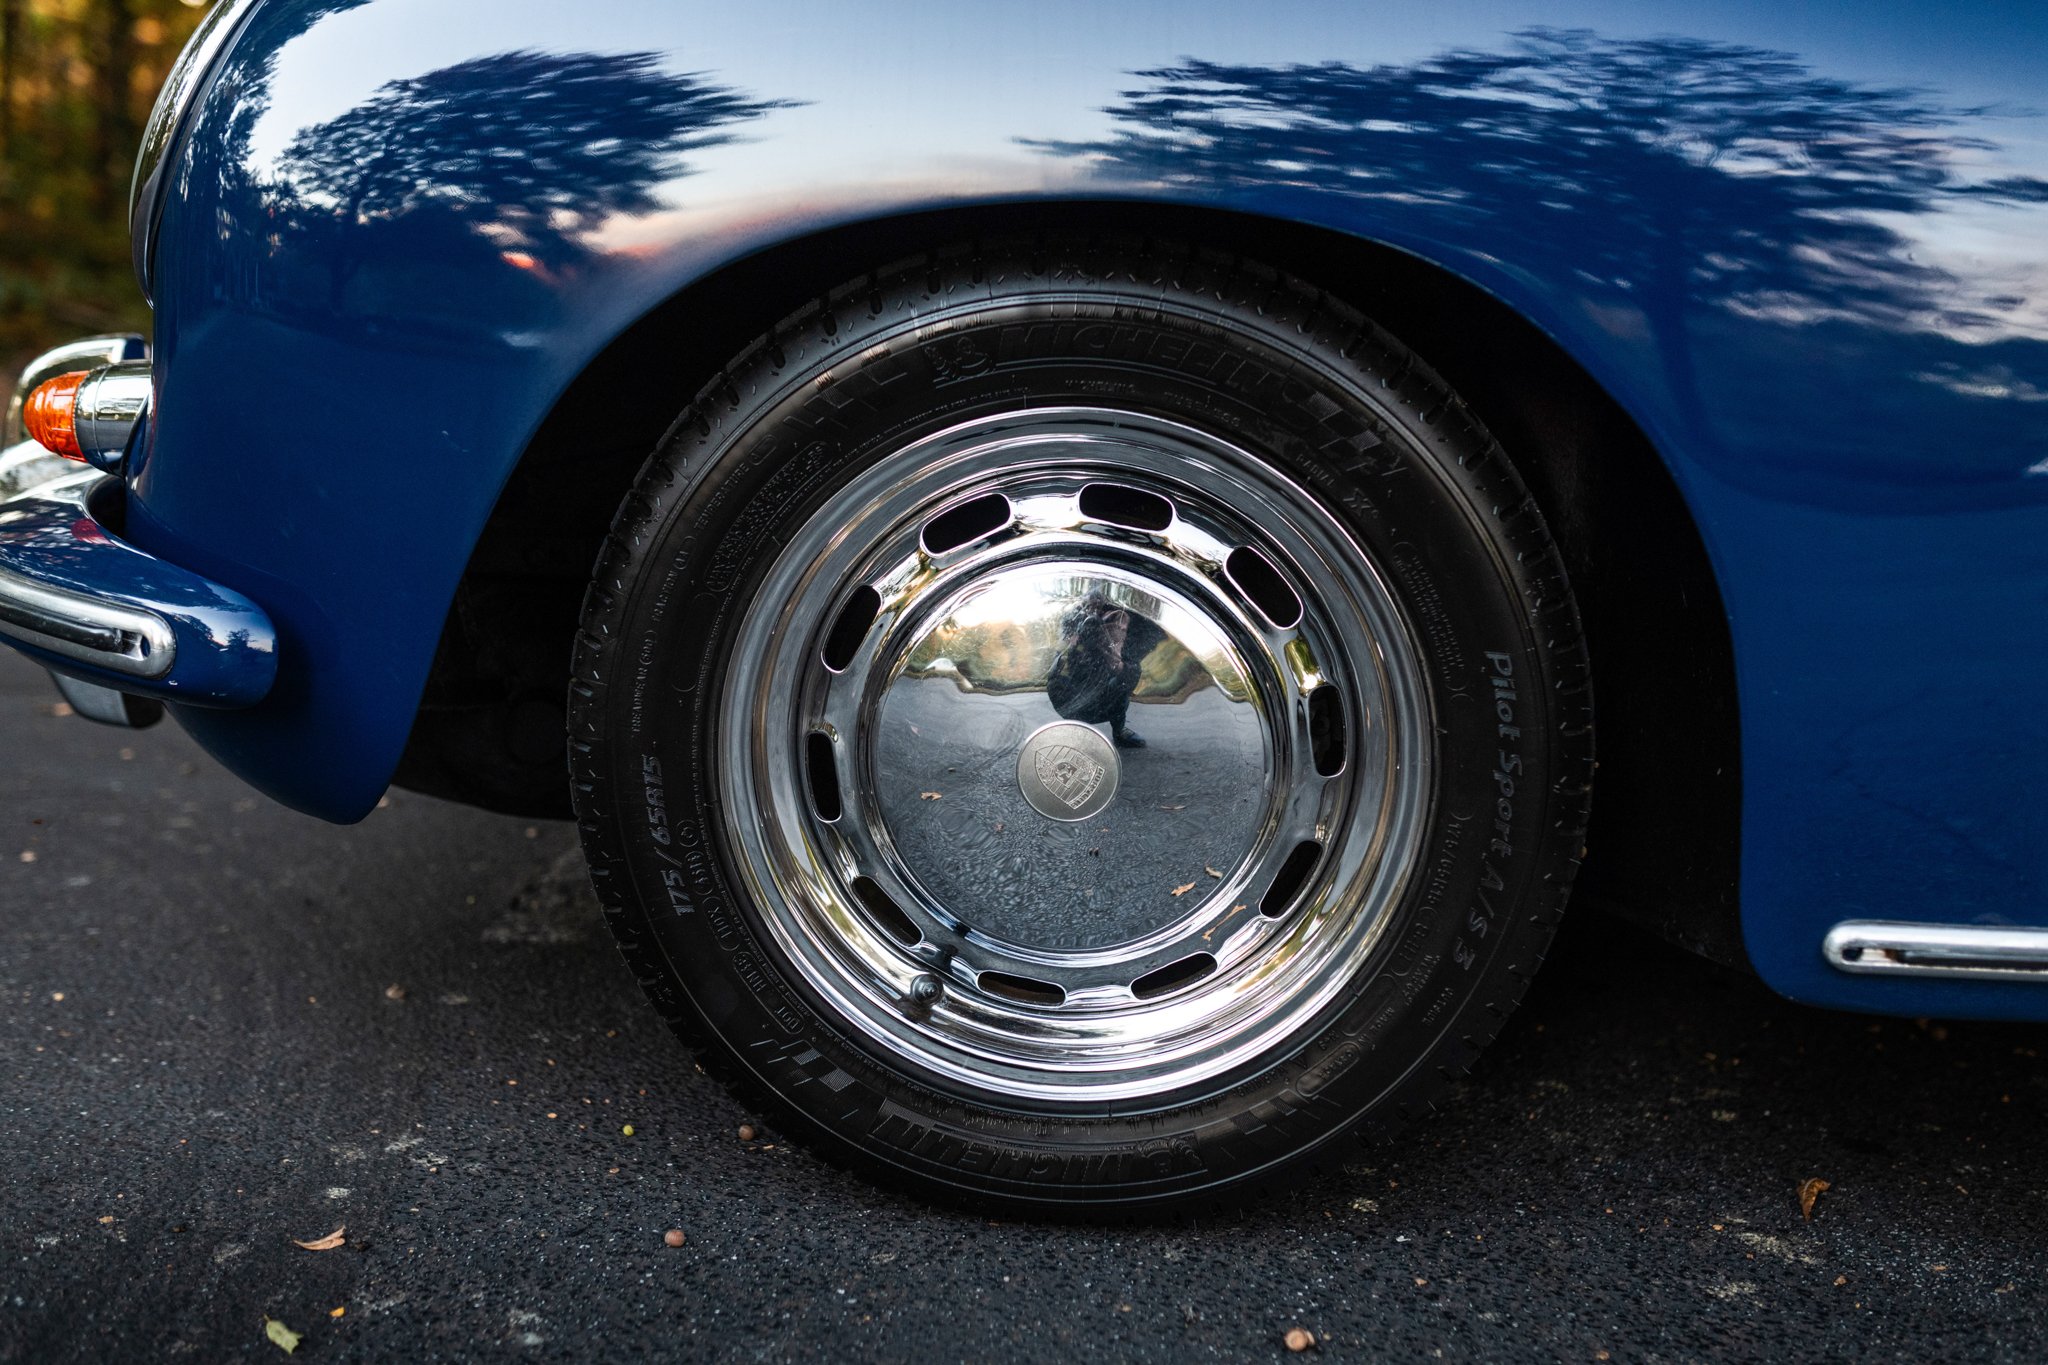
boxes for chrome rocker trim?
[1823,920,2048,981]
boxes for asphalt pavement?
[2,646,2044,1362]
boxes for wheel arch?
[400,200,1743,966]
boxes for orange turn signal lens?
[23,371,88,461]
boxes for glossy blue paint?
[0,471,276,705]
[122,0,2048,1017]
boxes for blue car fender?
[130,0,2048,1018]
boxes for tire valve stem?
[908,974,943,1010]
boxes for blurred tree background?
[0,0,209,383]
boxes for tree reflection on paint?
[273,49,793,291]
[194,28,791,332]
[1042,30,2044,328]
[1033,29,2048,494]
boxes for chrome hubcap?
[720,409,1430,1102]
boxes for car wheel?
[570,240,1591,1212]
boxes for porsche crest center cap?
[1016,722,1119,822]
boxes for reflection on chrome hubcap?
[720,408,1430,1102]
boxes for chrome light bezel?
[5,335,147,449]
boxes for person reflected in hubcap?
[1047,592,1166,749]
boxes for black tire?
[570,240,1592,1213]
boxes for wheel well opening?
[398,202,1741,965]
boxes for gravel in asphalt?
[1,649,2043,1361]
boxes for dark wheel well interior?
[394,202,1743,967]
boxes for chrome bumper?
[0,456,277,707]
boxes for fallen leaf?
[293,1226,346,1251]
[1833,1276,1847,1287]
[328,1306,345,1318]
[1798,1177,1831,1221]
[1204,866,1222,878]
[1284,1326,1316,1352]
[1171,882,1197,897]
[264,1318,301,1354]
[919,791,943,801]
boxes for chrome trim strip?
[1823,920,2048,981]
[0,565,175,679]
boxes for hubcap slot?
[921,492,1014,555]
[1224,545,1304,629]
[852,875,922,947]
[1261,840,1325,920]
[822,586,881,672]
[1078,481,1175,532]
[805,732,843,821]
[1309,684,1348,778]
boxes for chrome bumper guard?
[0,562,175,677]
[0,456,277,708]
